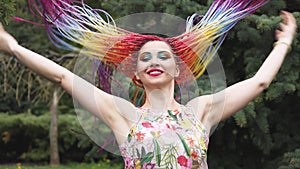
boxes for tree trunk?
[49,86,60,166]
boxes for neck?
[142,81,180,110]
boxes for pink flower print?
[142,162,156,169]
[166,123,176,130]
[136,131,145,141]
[124,157,134,168]
[142,121,154,128]
[166,123,170,129]
[177,155,192,169]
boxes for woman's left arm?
[193,11,297,128]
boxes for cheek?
[163,61,177,73]
[136,62,147,73]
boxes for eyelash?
[158,53,169,60]
[140,52,170,62]
[141,54,152,61]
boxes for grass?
[0,162,123,169]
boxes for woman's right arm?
[0,23,134,129]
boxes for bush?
[0,113,86,163]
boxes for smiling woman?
[0,0,297,168]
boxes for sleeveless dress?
[119,105,209,169]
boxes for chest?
[120,107,209,168]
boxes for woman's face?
[135,41,179,87]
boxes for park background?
[0,0,299,168]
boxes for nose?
[149,56,160,67]
[149,63,160,68]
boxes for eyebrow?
[138,49,172,54]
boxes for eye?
[157,51,171,60]
[139,52,152,62]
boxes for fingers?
[279,11,297,34]
[280,11,297,28]
[275,29,281,36]
[279,23,285,30]
[275,10,297,45]
[280,11,288,24]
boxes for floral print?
[119,105,209,169]
[177,155,192,168]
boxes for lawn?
[0,162,123,169]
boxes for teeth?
[149,71,162,75]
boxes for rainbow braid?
[167,0,269,79]
[17,0,128,58]
[19,0,269,82]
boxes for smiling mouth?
[147,69,164,76]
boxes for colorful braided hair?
[16,0,269,94]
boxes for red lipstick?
[147,68,164,77]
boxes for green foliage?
[278,149,300,169]
[257,0,286,15]
[0,0,72,115]
[0,54,76,115]
[101,0,207,18]
[0,113,86,162]
[0,0,17,24]
[233,110,247,128]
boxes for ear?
[175,66,180,77]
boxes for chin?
[143,78,175,88]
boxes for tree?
[0,50,76,166]
[46,52,76,166]
[1,1,77,165]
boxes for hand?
[0,23,19,54]
[275,11,297,46]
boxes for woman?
[0,0,297,168]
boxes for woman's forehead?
[139,41,172,52]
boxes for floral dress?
[119,105,209,169]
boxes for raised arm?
[189,11,297,129]
[0,23,135,131]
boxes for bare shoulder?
[186,95,213,122]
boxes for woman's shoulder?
[186,95,212,114]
